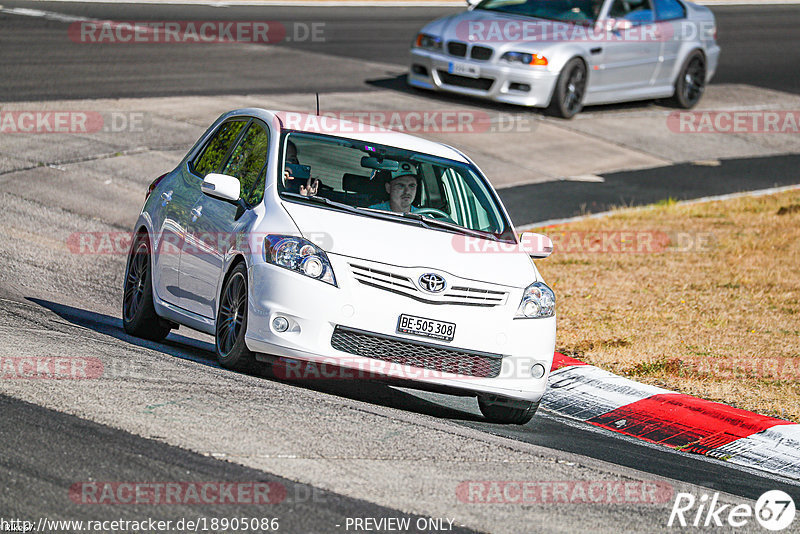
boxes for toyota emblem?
[418,273,447,293]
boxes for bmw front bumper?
[408,48,560,108]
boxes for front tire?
[478,396,540,425]
[215,262,256,371]
[122,233,171,341]
[547,58,587,119]
[671,51,706,109]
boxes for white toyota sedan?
[123,109,556,424]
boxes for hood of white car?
[282,201,537,289]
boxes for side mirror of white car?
[518,232,554,259]
[202,173,241,203]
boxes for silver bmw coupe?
[408,0,719,118]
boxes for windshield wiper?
[282,192,363,215]
[284,193,432,228]
[401,212,501,241]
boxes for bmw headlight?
[264,235,337,286]
[501,51,548,66]
[415,33,442,51]
[515,281,555,319]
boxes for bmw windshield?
[278,132,515,242]
[475,0,604,23]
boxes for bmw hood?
[281,201,537,289]
[423,9,594,52]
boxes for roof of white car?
[230,108,470,163]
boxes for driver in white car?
[369,164,421,214]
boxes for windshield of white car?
[475,0,604,23]
[278,132,514,242]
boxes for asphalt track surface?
[501,153,800,224]
[0,3,799,100]
[0,393,477,533]
[2,2,800,531]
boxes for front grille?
[470,46,493,61]
[437,70,494,91]
[331,325,503,378]
[447,41,467,57]
[446,286,506,306]
[349,264,508,307]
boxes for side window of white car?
[222,122,270,205]
[191,120,247,178]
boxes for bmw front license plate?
[448,61,480,78]
[397,314,455,342]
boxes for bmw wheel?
[547,58,587,119]
[122,233,171,341]
[478,395,539,425]
[215,262,256,371]
[671,51,706,109]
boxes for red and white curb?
[545,353,800,481]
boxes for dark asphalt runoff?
[0,2,799,100]
[500,154,800,225]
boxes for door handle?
[160,190,173,206]
[191,206,203,222]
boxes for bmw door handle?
[160,190,173,206]
[191,206,203,222]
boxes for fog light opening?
[530,363,546,379]
[412,64,429,76]
[509,82,531,92]
[272,316,289,333]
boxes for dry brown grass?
[532,189,800,421]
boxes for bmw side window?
[653,0,685,21]
[609,0,655,24]
[222,123,270,205]
[191,120,247,178]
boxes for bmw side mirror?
[202,173,241,203]
[606,18,633,32]
[518,232,554,259]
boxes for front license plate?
[397,314,456,342]
[448,61,480,78]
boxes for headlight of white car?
[414,33,442,51]
[515,281,555,319]
[264,235,337,286]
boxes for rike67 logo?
[668,490,796,530]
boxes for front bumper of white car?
[244,254,556,402]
